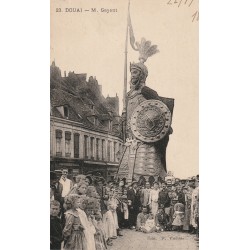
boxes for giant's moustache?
[130,78,138,85]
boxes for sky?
[51,0,199,178]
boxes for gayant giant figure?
[117,38,174,184]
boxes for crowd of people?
[50,168,199,250]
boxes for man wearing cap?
[127,181,141,229]
[59,168,73,199]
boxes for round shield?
[130,100,172,142]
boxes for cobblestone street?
[109,230,198,250]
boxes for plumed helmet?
[130,62,148,81]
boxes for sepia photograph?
[50,0,199,249]
[3,1,250,250]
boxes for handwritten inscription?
[192,10,199,22]
[167,0,199,22]
[167,0,194,7]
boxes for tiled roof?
[50,66,122,138]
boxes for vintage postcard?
[50,0,199,249]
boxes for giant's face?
[130,68,142,90]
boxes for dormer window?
[64,106,69,119]
[109,120,113,131]
[56,105,69,119]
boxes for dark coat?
[177,191,185,205]
[158,189,171,208]
[127,189,141,210]
[50,216,63,250]
[155,212,168,226]
[51,182,63,203]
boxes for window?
[107,140,111,162]
[96,138,99,160]
[64,106,69,118]
[90,137,94,159]
[55,130,62,157]
[74,133,80,158]
[102,139,105,161]
[84,135,88,159]
[114,142,117,162]
[65,131,71,157]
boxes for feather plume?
[136,37,159,63]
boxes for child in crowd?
[78,195,96,250]
[84,206,97,250]
[168,192,179,230]
[155,205,168,232]
[93,213,107,250]
[50,200,63,250]
[172,203,185,231]
[141,213,157,233]
[120,195,129,229]
[107,199,118,238]
[63,194,87,250]
[108,192,119,237]
[102,197,116,246]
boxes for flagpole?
[122,0,130,142]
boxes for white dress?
[110,198,119,230]
[77,208,96,250]
[149,189,160,216]
[102,210,117,238]
[143,219,156,232]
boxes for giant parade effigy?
[117,38,174,184]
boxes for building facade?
[50,62,124,181]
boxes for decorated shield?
[130,100,172,143]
